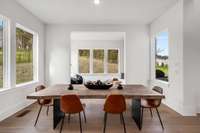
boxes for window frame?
[154,29,169,84]
[78,48,120,75]
[15,23,39,86]
[107,48,120,74]
[78,48,91,74]
[0,15,10,90]
[93,48,105,74]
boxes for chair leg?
[120,113,123,124]
[140,107,144,128]
[34,105,43,126]
[46,106,49,116]
[68,114,71,123]
[149,108,153,118]
[60,114,65,133]
[103,112,107,133]
[83,110,87,123]
[79,113,82,133]
[120,113,127,133]
[156,108,164,130]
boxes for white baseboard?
[0,100,35,121]
[181,105,197,116]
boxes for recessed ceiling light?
[94,0,100,5]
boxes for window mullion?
[90,49,93,74]
[104,49,107,74]
[4,18,11,88]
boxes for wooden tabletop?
[27,84,165,100]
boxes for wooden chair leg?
[149,108,153,118]
[46,106,49,116]
[103,112,107,133]
[83,110,87,123]
[120,113,127,133]
[79,113,82,133]
[156,108,164,130]
[68,114,71,123]
[120,113,123,124]
[60,114,65,133]
[34,105,43,126]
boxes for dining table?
[27,84,165,130]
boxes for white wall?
[183,0,200,114]
[150,0,184,114]
[71,39,124,81]
[45,24,149,86]
[151,0,200,116]
[0,0,45,121]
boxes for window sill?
[15,80,39,88]
[0,81,39,94]
[154,79,169,87]
[79,73,120,76]
[0,87,12,93]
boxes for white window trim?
[78,48,120,75]
[152,29,170,85]
[15,23,39,86]
[0,15,10,90]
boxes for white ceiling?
[16,0,178,25]
[71,32,125,40]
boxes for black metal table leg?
[132,99,142,130]
[53,99,64,129]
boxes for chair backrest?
[35,85,47,105]
[35,85,46,92]
[60,95,83,113]
[151,86,163,107]
[152,86,163,94]
[104,95,126,114]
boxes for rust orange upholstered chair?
[68,103,87,123]
[103,95,127,133]
[60,95,84,133]
[141,86,164,129]
[34,85,53,126]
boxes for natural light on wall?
[94,0,100,5]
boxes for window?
[79,49,90,73]
[108,49,119,73]
[16,24,38,84]
[0,19,4,88]
[93,49,104,73]
[155,31,169,82]
[78,49,119,74]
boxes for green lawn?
[79,57,118,73]
[156,65,168,76]
[156,64,168,81]
[0,50,33,87]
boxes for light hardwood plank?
[0,100,200,133]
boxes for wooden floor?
[0,100,200,133]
